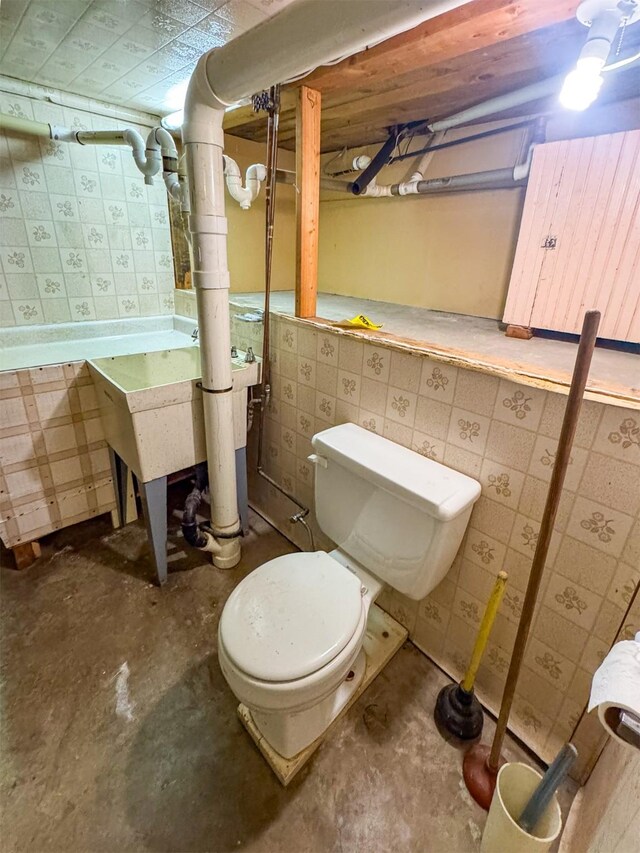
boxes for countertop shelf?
[231,291,640,410]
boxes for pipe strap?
[196,382,233,394]
[202,524,243,540]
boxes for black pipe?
[181,463,210,549]
[389,119,536,165]
[351,132,397,195]
[351,121,427,195]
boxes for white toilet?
[218,422,481,759]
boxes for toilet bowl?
[218,549,381,757]
[219,423,481,760]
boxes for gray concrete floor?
[1,488,576,852]
[232,291,639,403]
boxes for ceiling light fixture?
[559,0,640,111]
[161,110,184,132]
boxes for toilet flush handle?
[308,453,328,469]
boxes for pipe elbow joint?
[182,54,228,147]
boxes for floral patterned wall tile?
[0,92,174,328]
[567,495,634,559]
[494,379,547,431]
[419,358,458,404]
[227,309,639,770]
[592,407,640,460]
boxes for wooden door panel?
[503,129,640,342]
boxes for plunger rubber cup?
[434,683,484,741]
[463,743,503,811]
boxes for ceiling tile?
[152,0,210,27]
[0,0,301,115]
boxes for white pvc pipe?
[427,76,564,132]
[222,155,266,209]
[182,0,473,566]
[75,128,160,182]
[1,112,187,203]
[400,130,447,193]
[361,176,392,197]
[0,74,158,126]
[202,0,474,105]
[0,113,50,137]
[184,134,241,568]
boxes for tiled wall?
[239,310,639,771]
[0,90,175,328]
[0,362,116,549]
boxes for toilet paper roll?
[588,633,640,749]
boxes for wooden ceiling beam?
[224,0,579,140]
[295,0,579,95]
[273,24,581,143]
[314,70,640,153]
[222,0,639,153]
[223,24,578,149]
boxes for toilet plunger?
[434,571,507,741]
[463,310,601,811]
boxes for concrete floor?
[232,291,639,404]
[1,489,576,852]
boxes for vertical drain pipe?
[181,0,475,565]
[183,63,242,568]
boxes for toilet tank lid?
[312,423,481,521]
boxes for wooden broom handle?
[489,310,601,771]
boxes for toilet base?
[237,604,408,785]
[252,648,368,759]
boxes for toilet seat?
[219,551,365,682]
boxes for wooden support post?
[295,86,321,319]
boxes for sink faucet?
[191,327,198,342]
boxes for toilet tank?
[311,423,481,600]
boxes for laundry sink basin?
[89,346,260,482]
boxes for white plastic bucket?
[481,762,562,853]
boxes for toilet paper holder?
[589,630,640,752]
[604,707,640,750]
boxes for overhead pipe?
[397,130,446,194]
[0,112,185,203]
[351,129,406,195]
[357,119,544,198]
[199,1,473,106]
[181,0,474,567]
[426,75,565,133]
[350,71,569,196]
[326,154,373,177]
[277,168,350,193]
[72,128,160,182]
[348,74,564,197]
[0,75,159,126]
[389,118,537,164]
[0,113,51,137]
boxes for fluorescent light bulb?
[559,56,605,111]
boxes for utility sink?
[89,346,260,482]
